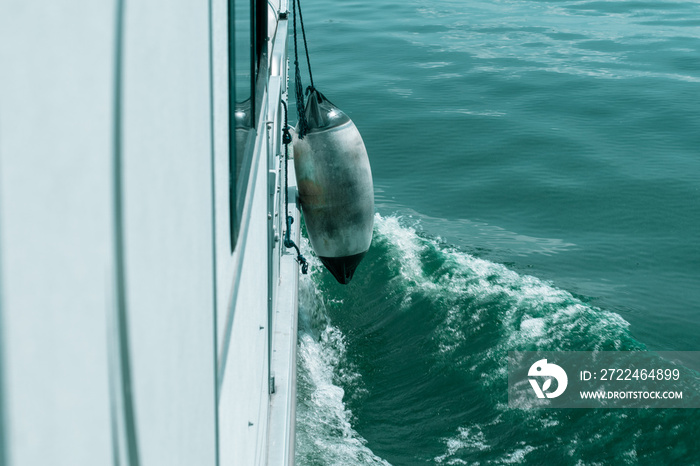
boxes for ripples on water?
[294,0,700,463]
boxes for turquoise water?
[291,0,700,463]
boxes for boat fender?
[293,89,374,284]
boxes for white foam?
[296,265,391,466]
[519,316,546,339]
[374,214,633,361]
[434,425,489,464]
[499,445,537,464]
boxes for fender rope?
[292,0,314,139]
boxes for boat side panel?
[266,13,300,466]
[0,3,115,464]
[120,1,217,465]
[0,1,297,465]
[216,6,299,465]
[218,109,272,466]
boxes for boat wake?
[296,214,699,465]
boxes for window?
[228,0,268,251]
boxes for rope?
[281,100,308,274]
[292,0,314,138]
[296,0,314,89]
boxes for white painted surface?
[121,1,217,465]
[0,2,115,465]
[218,105,272,466]
[0,1,298,465]
[267,167,301,466]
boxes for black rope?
[281,100,308,274]
[292,0,314,138]
[296,0,314,89]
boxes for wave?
[296,214,699,465]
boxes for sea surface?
[290,0,700,463]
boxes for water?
[291,0,700,463]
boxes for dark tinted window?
[228,0,268,251]
[229,0,253,250]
